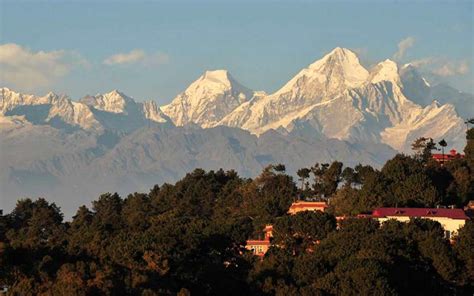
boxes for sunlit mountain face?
[0,48,471,216]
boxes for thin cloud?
[103,49,146,65]
[103,49,169,66]
[0,43,88,91]
[393,37,415,61]
[408,57,434,68]
[432,60,470,77]
[407,56,470,77]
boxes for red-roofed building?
[245,225,273,257]
[372,207,469,239]
[245,239,271,257]
[288,201,328,215]
[432,149,464,163]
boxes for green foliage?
[454,220,474,285]
[242,166,297,230]
[273,211,336,253]
[6,198,66,249]
[411,137,437,162]
[310,161,343,198]
[296,167,311,191]
[465,128,474,169]
[1,139,473,295]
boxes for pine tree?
[296,168,311,191]
[464,128,474,169]
[438,139,447,163]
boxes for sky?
[0,0,473,105]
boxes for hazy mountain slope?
[0,122,395,217]
[400,65,474,119]
[430,84,474,119]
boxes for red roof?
[264,225,273,231]
[372,207,469,220]
[432,154,464,159]
[432,149,464,160]
[246,239,271,245]
[289,201,328,209]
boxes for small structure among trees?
[245,225,273,257]
[288,201,328,215]
[432,149,465,163]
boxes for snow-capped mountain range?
[1,47,472,216]
[0,88,169,132]
[163,47,468,152]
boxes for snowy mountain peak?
[310,47,368,82]
[309,47,368,76]
[103,89,133,101]
[316,47,358,64]
[142,100,169,123]
[161,70,254,127]
[369,59,400,84]
[202,69,232,83]
[193,69,250,95]
[45,91,57,97]
[0,87,103,131]
[275,47,369,97]
[81,90,135,114]
[1,87,45,114]
[431,99,441,107]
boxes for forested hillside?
[1,129,473,295]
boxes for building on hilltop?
[432,149,464,163]
[245,225,273,257]
[246,202,471,256]
[288,201,328,215]
[245,239,271,257]
[371,207,469,240]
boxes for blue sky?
[1,0,472,104]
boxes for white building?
[372,207,469,239]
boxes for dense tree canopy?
[1,130,473,295]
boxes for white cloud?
[393,37,415,61]
[103,49,169,66]
[0,43,88,90]
[408,56,470,77]
[103,49,146,65]
[432,60,470,77]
